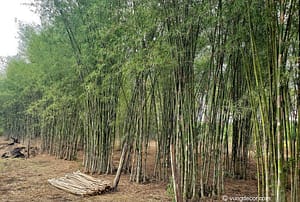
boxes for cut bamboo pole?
[48,170,111,196]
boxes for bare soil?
[0,137,170,202]
[0,137,258,202]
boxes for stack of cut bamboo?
[48,170,111,196]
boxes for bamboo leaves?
[0,1,299,201]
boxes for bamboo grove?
[0,0,299,201]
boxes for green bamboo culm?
[0,0,299,201]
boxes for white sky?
[0,0,40,57]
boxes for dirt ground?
[0,137,258,202]
[0,137,170,202]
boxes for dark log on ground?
[1,153,8,158]
[7,137,20,146]
[1,147,26,158]
[11,137,20,143]
[11,147,25,158]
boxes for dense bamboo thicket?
[0,0,299,201]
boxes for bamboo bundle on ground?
[48,170,111,196]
